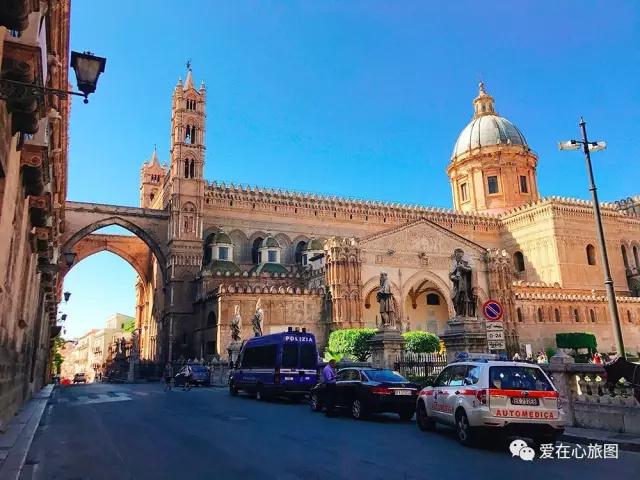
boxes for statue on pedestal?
[376,272,397,328]
[450,248,473,317]
[251,298,264,337]
[230,305,242,341]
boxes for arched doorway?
[402,273,453,336]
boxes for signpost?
[482,300,506,351]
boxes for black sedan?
[309,368,419,420]
[174,365,211,387]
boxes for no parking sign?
[482,300,503,321]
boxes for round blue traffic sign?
[482,300,503,321]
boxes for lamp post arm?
[579,118,625,358]
[0,78,88,102]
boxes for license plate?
[511,397,539,406]
[394,389,412,396]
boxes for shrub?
[327,328,377,361]
[545,347,556,359]
[555,333,597,353]
[402,331,441,353]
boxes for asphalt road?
[24,382,639,480]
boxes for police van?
[229,328,319,400]
[416,354,566,447]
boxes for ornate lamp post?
[559,118,625,358]
[0,50,106,103]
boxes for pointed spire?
[150,145,159,166]
[184,59,194,90]
[472,81,496,118]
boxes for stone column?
[368,327,405,370]
[440,315,488,363]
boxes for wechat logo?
[510,439,536,461]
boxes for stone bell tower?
[139,146,167,209]
[162,64,207,361]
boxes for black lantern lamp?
[62,251,77,268]
[63,291,71,302]
[60,314,67,321]
[70,51,106,103]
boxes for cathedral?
[134,68,640,362]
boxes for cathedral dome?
[261,235,280,249]
[212,231,232,245]
[451,83,528,159]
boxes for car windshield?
[363,370,408,383]
[489,366,554,391]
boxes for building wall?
[0,1,70,429]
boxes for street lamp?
[558,117,625,358]
[63,291,71,302]
[0,50,106,104]
[70,51,107,103]
[62,251,77,268]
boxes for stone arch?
[402,270,454,318]
[247,231,267,264]
[274,233,293,264]
[228,229,249,263]
[291,235,310,265]
[62,215,167,281]
[62,234,151,284]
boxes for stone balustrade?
[542,352,640,434]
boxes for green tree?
[50,336,66,375]
[327,328,377,361]
[123,318,135,333]
[402,331,441,353]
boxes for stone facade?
[60,71,640,363]
[0,1,70,429]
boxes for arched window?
[537,307,543,322]
[252,237,264,264]
[206,311,217,328]
[573,308,580,322]
[514,251,525,273]
[634,246,640,268]
[185,125,191,142]
[181,202,196,235]
[516,308,523,322]
[554,308,561,323]
[189,160,195,178]
[621,245,629,268]
[586,244,596,265]
[628,310,633,323]
[426,293,440,305]
[191,126,197,144]
[589,309,596,323]
[295,241,307,265]
[184,160,190,178]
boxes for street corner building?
[58,71,640,364]
[0,1,71,427]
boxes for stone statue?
[450,248,473,316]
[230,305,242,341]
[376,272,396,328]
[251,298,264,337]
[131,330,140,358]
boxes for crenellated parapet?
[203,181,502,229]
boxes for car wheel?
[416,402,436,431]
[310,393,321,412]
[229,382,238,396]
[399,409,414,422]
[455,410,476,447]
[351,399,367,420]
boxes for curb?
[0,384,54,480]
[560,433,640,453]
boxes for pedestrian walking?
[323,359,337,416]
[183,364,193,391]
[164,362,174,391]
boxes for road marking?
[66,393,132,406]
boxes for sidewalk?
[0,385,54,480]
[560,426,640,452]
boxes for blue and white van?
[229,328,319,400]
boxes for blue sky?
[62,1,639,338]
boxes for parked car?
[174,365,210,387]
[73,373,86,384]
[310,368,419,421]
[415,355,566,447]
[229,328,319,400]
